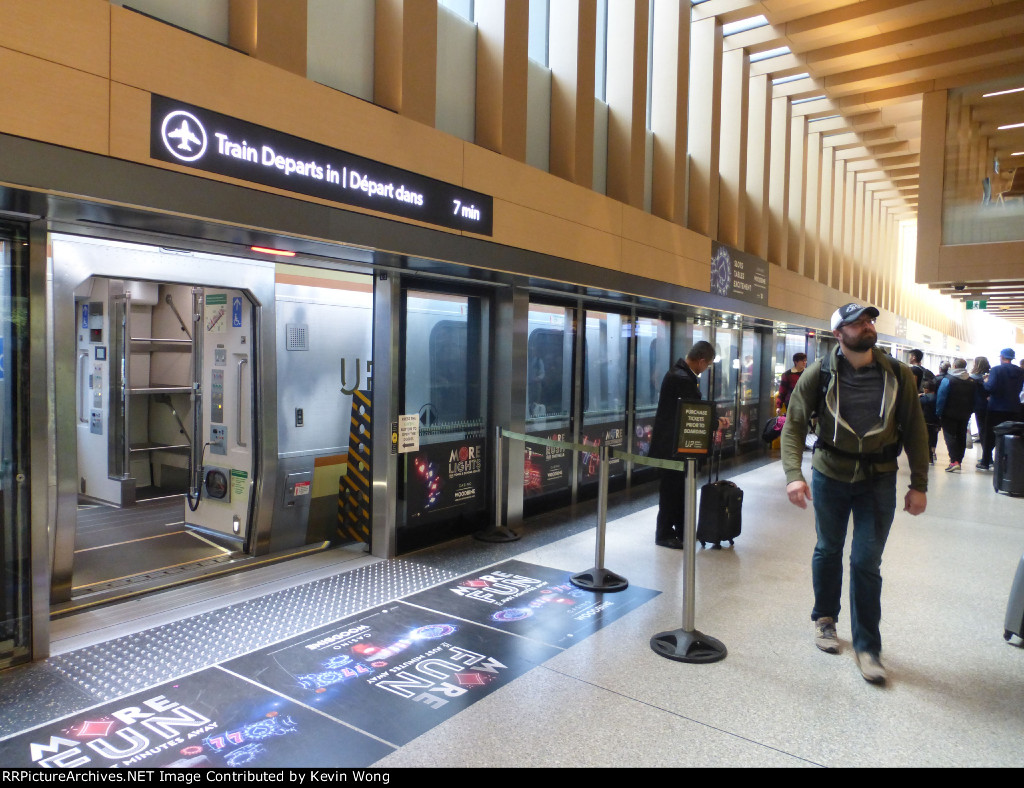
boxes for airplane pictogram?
[166,119,202,152]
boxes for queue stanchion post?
[571,444,628,592]
[650,404,727,663]
[475,425,520,543]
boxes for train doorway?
[50,235,276,609]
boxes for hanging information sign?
[151,95,493,235]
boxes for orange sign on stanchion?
[650,400,727,663]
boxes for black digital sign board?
[150,94,493,235]
[710,241,769,305]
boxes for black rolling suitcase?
[993,422,1024,497]
[1004,554,1024,643]
[696,442,743,549]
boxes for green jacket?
[780,346,929,492]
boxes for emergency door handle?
[78,350,90,423]
[236,356,248,447]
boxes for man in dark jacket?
[936,358,975,472]
[781,302,929,686]
[650,341,724,549]
[979,348,1024,470]
[908,349,933,393]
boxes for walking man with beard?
[780,303,930,685]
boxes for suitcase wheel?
[711,542,722,550]
[728,539,735,546]
[1005,630,1013,642]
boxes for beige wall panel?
[231,0,307,77]
[492,202,622,274]
[769,266,856,327]
[915,89,945,284]
[937,240,1024,283]
[548,1,596,187]
[108,6,463,184]
[475,0,528,161]
[622,239,710,293]
[621,206,709,270]
[0,0,109,78]
[108,82,151,163]
[0,47,108,155]
[463,145,622,236]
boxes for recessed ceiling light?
[997,122,1024,130]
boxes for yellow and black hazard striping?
[338,389,372,544]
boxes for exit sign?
[966,300,987,309]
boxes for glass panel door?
[633,315,670,462]
[524,302,575,502]
[712,325,739,454]
[580,308,629,486]
[737,327,762,448]
[399,289,488,551]
[0,223,31,668]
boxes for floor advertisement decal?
[403,559,660,647]
[0,667,391,768]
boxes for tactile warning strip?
[49,559,458,702]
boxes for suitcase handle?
[708,426,724,484]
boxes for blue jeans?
[810,469,897,656]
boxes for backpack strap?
[813,349,907,460]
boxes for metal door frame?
[391,276,499,552]
[48,232,278,604]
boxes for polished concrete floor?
[2,445,1022,768]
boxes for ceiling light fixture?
[983,86,1024,98]
[997,122,1024,130]
[251,246,296,257]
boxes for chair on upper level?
[996,168,1024,205]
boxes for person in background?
[979,348,1024,470]
[919,378,940,465]
[934,360,951,391]
[776,353,807,415]
[936,358,974,473]
[650,341,730,550]
[908,349,933,393]
[970,356,991,448]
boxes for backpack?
[761,415,785,444]
[812,351,908,463]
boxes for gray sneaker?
[813,617,840,653]
[855,651,887,685]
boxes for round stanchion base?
[570,567,629,593]
[473,525,521,543]
[650,628,727,663]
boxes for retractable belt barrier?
[483,422,727,663]
[483,428,703,591]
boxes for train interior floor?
[1,445,1021,768]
